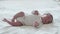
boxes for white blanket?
[0,0,60,34]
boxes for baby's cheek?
[42,18,46,24]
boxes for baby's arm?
[32,10,39,15]
[3,18,23,26]
[33,20,43,27]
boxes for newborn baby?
[2,10,53,27]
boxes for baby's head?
[41,13,53,24]
[32,10,39,15]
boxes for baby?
[2,10,53,27]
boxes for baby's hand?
[33,21,39,27]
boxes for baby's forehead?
[41,14,52,18]
[41,15,47,17]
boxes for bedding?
[0,0,60,34]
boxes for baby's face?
[41,14,53,24]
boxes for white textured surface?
[0,0,60,34]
